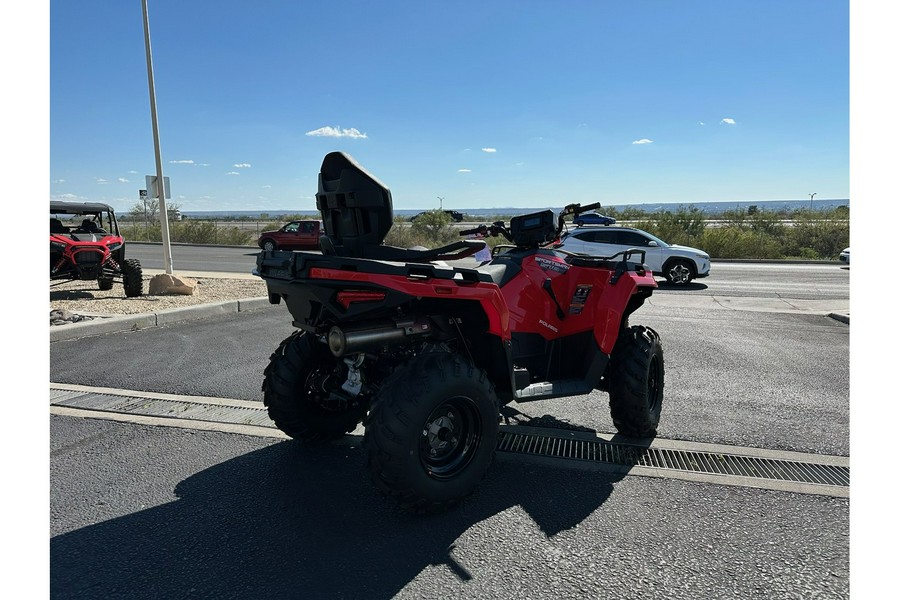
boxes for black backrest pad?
[316,152,393,254]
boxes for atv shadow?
[50,289,97,301]
[50,438,627,599]
[500,405,597,433]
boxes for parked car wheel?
[664,259,695,284]
[262,239,276,252]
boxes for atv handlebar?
[459,202,604,248]
[459,221,513,242]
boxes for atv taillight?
[336,290,387,309]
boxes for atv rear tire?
[122,259,143,297]
[98,275,114,291]
[262,331,366,442]
[606,325,664,438]
[364,352,499,514]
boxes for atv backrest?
[315,152,393,257]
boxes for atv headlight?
[51,241,66,252]
[107,241,122,252]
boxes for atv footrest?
[514,378,594,402]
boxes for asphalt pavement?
[48,261,852,599]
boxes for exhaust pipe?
[327,318,432,357]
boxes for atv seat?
[475,260,522,287]
[50,218,67,234]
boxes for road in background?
[128,242,850,301]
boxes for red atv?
[256,152,663,513]
[50,201,143,297]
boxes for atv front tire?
[606,325,664,438]
[122,259,143,297]
[98,275,114,291]
[364,352,499,514]
[262,332,366,442]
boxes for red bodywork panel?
[307,252,655,353]
[498,254,657,354]
[309,266,511,339]
[50,233,117,272]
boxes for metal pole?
[142,0,174,274]
[809,192,816,211]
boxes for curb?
[49,296,272,342]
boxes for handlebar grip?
[459,225,486,236]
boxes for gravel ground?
[49,276,268,317]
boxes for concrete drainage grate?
[50,386,849,495]
[51,390,273,428]
[497,430,849,488]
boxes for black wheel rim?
[419,396,481,480]
[647,354,661,412]
[668,263,690,283]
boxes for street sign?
[139,189,148,198]
[145,175,171,199]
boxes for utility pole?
[142,0,174,274]
[809,192,817,211]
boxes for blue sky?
[47,0,850,212]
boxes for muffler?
[327,318,432,357]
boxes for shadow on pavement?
[51,439,624,599]
[655,280,708,291]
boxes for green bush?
[700,228,783,259]
[120,205,849,260]
[409,210,457,245]
[120,221,254,245]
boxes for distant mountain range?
[181,198,848,219]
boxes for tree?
[129,197,182,223]
[410,209,456,244]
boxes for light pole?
[141,0,174,274]
[437,196,444,210]
[809,192,817,211]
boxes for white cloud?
[632,138,654,145]
[481,147,497,153]
[305,126,368,139]
[52,179,65,184]
[128,170,138,174]
[169,159,195,164]
[233,163,252,168]
[262,184,272,189]
[458,169,472,173]
[53,193,81,200]
[698,121,705,126]
[96,178,109,184]
[118,177,129,183]
[720,118,736,125]
[226,171,240,176]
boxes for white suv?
[557,226,710,284]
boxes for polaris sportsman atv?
[256,152,663,513]
[50,200,143,297]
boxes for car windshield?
[50,210,117,236]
